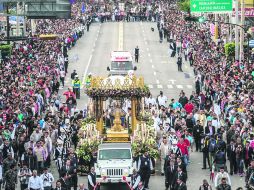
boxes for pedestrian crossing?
[147,84,193,89]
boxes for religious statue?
[111,104,125,132]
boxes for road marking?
[118,22,124,51]
[167,84,173,89]
[161,61,167,63]
[154,71,156,76]
[157,85,163,89]
[176,85,183,89]
[148,84,153,89]
[168,79,176,84]
[156,79,160,84]
[186,85,193,89]
[150,59,153,63]
[148,53,151,57]
[152,65,154,68]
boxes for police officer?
[85,73,92,88]
[135,46,139,63]
[138,150,153,189]
[131,169,141,190]
[88,167,98,190]
[72,75,81,99]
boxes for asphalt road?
[21,21,245,190]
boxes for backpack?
[208,139,217,153]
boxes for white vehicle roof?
[99,143,131,149]
[111,51,132,62]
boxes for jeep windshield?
[99,149,131,160]
[111,61,133,70]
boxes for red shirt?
[184,103,194,114]
[177,142,189,156]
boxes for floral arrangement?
[132,123,159,158]
[86,86,150,98]
[137,111,154,125]
[76,137,101,162]
[76,118,101,162]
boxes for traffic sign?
[190,0,233,13]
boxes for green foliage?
[224,42,235,57]
[0,44,12,58]
[178,0,190,13]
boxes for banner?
[232,8,254,17]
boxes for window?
[99,149,131,160]
[111,61,133,70]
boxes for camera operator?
[18,163,32,190]
[40,167,54,190]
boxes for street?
[55,21,245,190]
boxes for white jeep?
[95,143,133,184]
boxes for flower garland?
[86,86,150,98]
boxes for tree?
[178,0,190,13]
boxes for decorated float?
[76,75,159,174]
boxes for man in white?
[214,167,231,188]
[28,170,44,190]
[157,91,167,108]
[159,138,170,175]
[40,167,54,190]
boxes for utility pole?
[6,3,10,44]
[235,0,239,61]
[239,0,245,62]
[214,13,218,41]
[16,2,20,36]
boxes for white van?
[107,51,137,76]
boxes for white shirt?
[88,173,95,187]
[0,165,2,180]
[157,95,167,107]
[28,176,44,190]
[40,172,54,187]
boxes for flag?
[69,0,76,4]
[81,3,86,13]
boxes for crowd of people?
[139,0,254,189]
[0,1,95,190]
[1,0,254,189]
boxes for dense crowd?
[1,0,254,190]
[143,0,254,189]
[0,2,91,190]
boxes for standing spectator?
[21,148,37,171]
[199,179,212,190]
[165,160,176,190]
[159,137,170,175]
[28,170,43,190]
[87,167,97,190]
[243,141,253,169]
[137,151,153,189]
[157,91,167,109]
[135,46,139,63]
[4,164,17,190]
[216,177,231,190]
[18,163,32,190]
[227,140,237,175]
[214,167,231,188]
[177,56,183,72]
[193,120,204,152]
[40,167,54,190]
[33,140,47,174]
